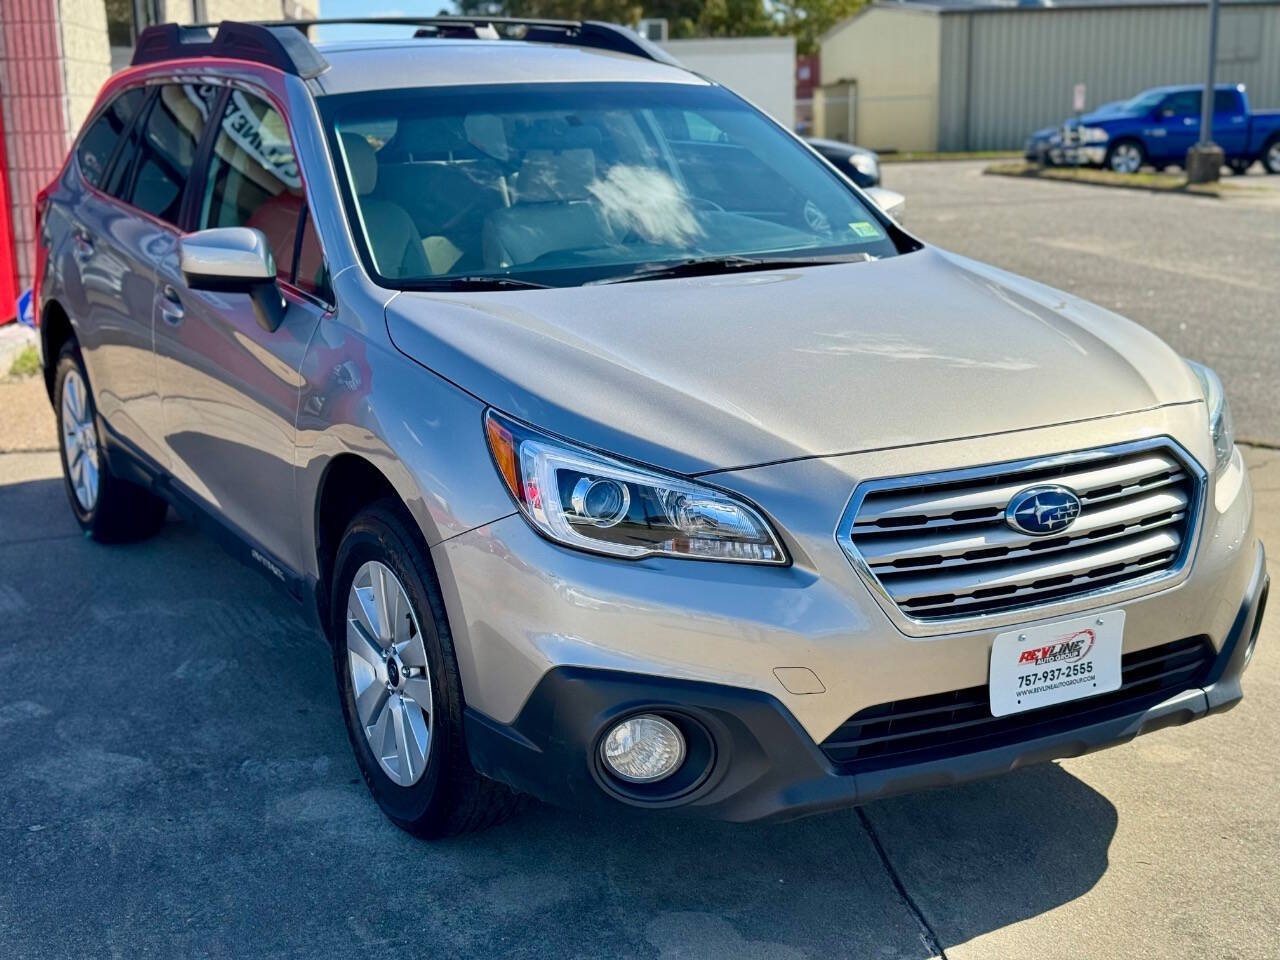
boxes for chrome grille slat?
[897,553,1177,618]
[854,453,1182,527]
[840,441,1202,623]
[851,470,1188,536]
[861,488,1189,570]
[884,528,1182,603]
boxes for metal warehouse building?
[816,0,1280,152]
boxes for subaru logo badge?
[1005,485,1082,536]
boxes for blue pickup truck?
[1036,83,1280,175]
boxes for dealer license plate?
[989,611,1124,717]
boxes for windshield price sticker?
[989,611,1124,717]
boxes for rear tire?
[1263,138,1280,175]
[54,343,168,543]
[330,500,521,837]
[1105,139,1145,174]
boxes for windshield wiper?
[589,253,873,286]
[408,275,550,291]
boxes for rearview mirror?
[865,186,906,225]
[179,227,286,332]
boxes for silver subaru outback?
[36,18,1265,836]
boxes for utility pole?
[1186,0,1223,183]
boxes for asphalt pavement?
[883,162,1280,447]
[1,163,1278,959]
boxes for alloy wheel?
[61,369,99,512]
[1268,141,1280,172]
[346,560,433,787]
[1109,144,1141,174]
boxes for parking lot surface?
[2,163,1278,959]
[885,162,1280,447]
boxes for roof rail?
[134,17,681,73]
[131,21,330,77]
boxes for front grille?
[841,440,1202,622]
[820,636,1214,773]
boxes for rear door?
[152,86,329,575]
[60,85,171,466]
[1212,89,1249,157]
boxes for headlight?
[1186,360,1235,470]
[1079,126,1110,144]
[484,410,787,564]
[848,152,879,180]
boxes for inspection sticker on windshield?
[988,611,1123,717]
[848,221,883,240]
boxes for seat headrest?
[515,149,598,203]
[394,116,470,158]
[341,132,377,196]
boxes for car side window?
[1214,91,1240,114]
[293,209,332,301]
[121,84,211,225]
[1162,92,1202,117]
[198,90,310,286]
[76,87,148,189]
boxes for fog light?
[600,714,685,783]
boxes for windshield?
[319,82,904,288]
[1124,91,1166,114]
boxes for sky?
[312,1,461,44]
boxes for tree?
[455,0,774,41]
[772,0,868,55]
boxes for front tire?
[1105,139,1145,174]
[54,343,168,542]
[331,500,520,837]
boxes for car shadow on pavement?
[449,763,1117,957]
[0,472,1117,959]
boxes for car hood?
[384,247,1201,475]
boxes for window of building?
[76,87,147,188]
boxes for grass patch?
[881,150,1023,164]
[983,161,1236,197]
[7,345,39,379]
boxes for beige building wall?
[59,0,112,134]
[161,0,314,20]
[818,7,941,152]
[662,36,797,127]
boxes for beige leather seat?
[483,149,612,269]
[341,132,429,279]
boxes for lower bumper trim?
[465,542,1266,822]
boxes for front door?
[1151,90,1204,164]
[153,86,327,575]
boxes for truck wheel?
[1105,139,1145,174]
[331,499,522,837]
[1263,138,1280,175]
[54,342,168,542]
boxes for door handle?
[159,285,185,326]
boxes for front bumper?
[465,544,1266,821]
[434,410,1259,820]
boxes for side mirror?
[179,227,286,333]
[1159,107,1176,119]
[865,186,906,225]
